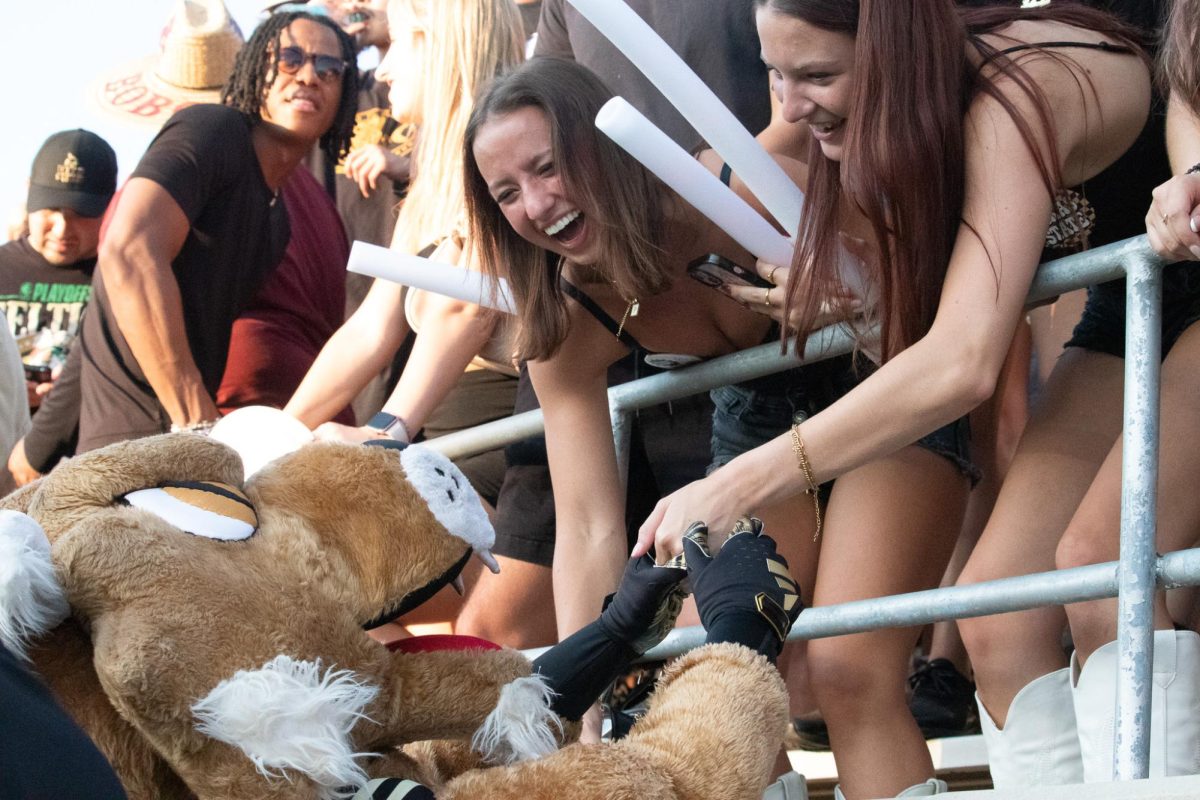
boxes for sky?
[0,0,346,241]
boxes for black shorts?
[491,363,714,567]
[1065,263,1200,359]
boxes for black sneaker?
[907,658,980,738]
[787,711,830,751]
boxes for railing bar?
[1113,254,1164,780]
[519,548,1200,662]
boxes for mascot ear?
[209,406,315,480]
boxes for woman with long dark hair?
[461,57,912,749]
[630,1,1169,796]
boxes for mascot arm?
[374,647,534,743]
[532,554,686,720]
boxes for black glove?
[597,554,689,654]
[532,555,686,720]
[683,517,803,662]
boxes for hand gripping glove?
[532,555,686,720]
[683,517,803,662]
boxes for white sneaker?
[833,777,946,799]
[763,771,808,800]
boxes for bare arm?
[528,311,629,641]
[638,52,1149,558]
[284,276,410,428]
[376,296,499,431]
[99,178,216,426]
[1146,94,1200,261]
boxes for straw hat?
[93,0,244,126]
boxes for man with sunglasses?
[74,10,358,452]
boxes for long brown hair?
[1160,0,1200,114]
[757,0,1144,361]
[463,58,671,360]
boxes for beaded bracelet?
[789,424,822,541]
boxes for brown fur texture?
[3,435,531,799]
[437,643,789,800]
[5,435,789,800]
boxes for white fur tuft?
[0,510,68,659]
[471,673,561,764]
[192,655,379,799]
[399,446,495,553]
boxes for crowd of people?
[3,0,1200,797]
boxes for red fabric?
[386,634,504,654]
[217,167,354,423]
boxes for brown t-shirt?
[534,0,770,151]
[78,104,289,452]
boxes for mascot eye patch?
[120,481,258,542]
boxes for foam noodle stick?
[565,0,802,235]
[347,241,517,315]
[597,97,794,268]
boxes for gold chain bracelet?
[789,424,822,541]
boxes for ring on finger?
[767,265,780,284]
[1162,211,1171,224]
[764,287,772,307]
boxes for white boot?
[1072,629,1200,781]
[977,668,1083,788]
[762,771,808,800]
[832,778,946,799]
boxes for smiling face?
[27,208,102,266]
[259,19,344,144]
[471,106,599,265]
[757,4,856,162]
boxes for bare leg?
[455,555,556,649]
[1058,324,1200,662]
[958,346,1124,725]
[929,323,1031,673]
[807,446,969,799]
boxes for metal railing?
[427,234,1189,783]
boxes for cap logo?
[54,153,85,185]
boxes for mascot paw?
[0,509,69,659]
[471,674,560,765]
[192,655,379,799]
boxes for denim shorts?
[709,353,981,486]
[1065,263,1200,359]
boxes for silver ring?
[764,287,772,307]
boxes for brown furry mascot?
[0,412,799,800]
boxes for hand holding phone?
[686,254,773,290]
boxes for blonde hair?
[391,0,525,254]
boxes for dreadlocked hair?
[220,11,359,162]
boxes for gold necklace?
[616,295,639,339]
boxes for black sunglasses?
[276,46,349,82]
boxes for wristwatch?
[367,411,410,443]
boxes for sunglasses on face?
[276,46,349,82]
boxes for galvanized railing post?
[611,407,633,489]
[1113,252,1164,780]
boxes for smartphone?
[23,363,52,384]
[686,253,773,290]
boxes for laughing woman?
[631,1,1155,797]
[462,59,820,655]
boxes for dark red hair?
[757,0,1146,360]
